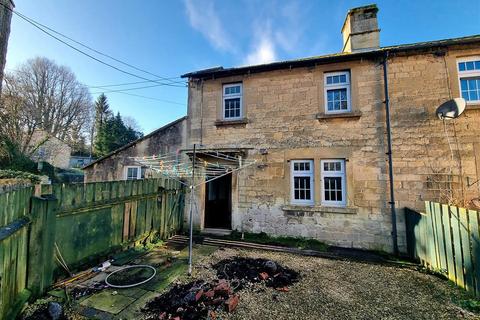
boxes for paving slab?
[77,305,114,320]
[114,287,148,299]
[69,244,220,318]
[115,290,162,320]
[80,290,135,314]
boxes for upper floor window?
[324,71,351,113]
[125,166,145,180]
[321,159,346,207]
[223,83,243,119]
[290,160,314,205]
[458,57,480,104]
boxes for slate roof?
[182,34,480,79]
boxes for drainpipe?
[382,51,398,255]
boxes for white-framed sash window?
[457,57,480,104]
[321,159,346,207]
[324,71,351,113]
[291,160,314,205]
[223,83,243,119]
[125,166,144,180]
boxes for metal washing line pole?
[188,143,196,275]
[131,147,257,274]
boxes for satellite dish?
[436,98,466,120]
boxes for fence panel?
[406,201,480,297]
[0,178,185,319]
[0,187,34,320]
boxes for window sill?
[282,205,357,215]
[316,111,362,120]
[466,103,480,110]
[214,119,249,127]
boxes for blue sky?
[6,0,479,133]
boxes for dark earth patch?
[142,258,299,319]
[212,257,300,289]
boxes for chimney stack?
[341,4,380,53]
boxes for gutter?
[182,34,480,80]
[382,51,398,255]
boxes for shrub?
[0,169,41,183]
[0,135,37,172]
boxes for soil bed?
[143,280,217,320]
[143,257,299,319]
[212,257,300,289]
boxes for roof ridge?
[82,116,187,169]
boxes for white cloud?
[244,34,277,65]
[242,0,308,65]
[184,0,233,52]
[274,1,303,53]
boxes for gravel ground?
[173,246,478,320]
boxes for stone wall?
[186,43,480,252]
[84,117,187,182]
[388,47,480,211]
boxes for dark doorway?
[204,173,232,229]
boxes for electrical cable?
[2,3,186,87]
[90,83,183,95]
[88,79,184,89]
[102,90,186,105]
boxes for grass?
[213,231,329,252]
[457,298,480,314]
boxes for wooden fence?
[405,202,480,297]
[0,178,185,319]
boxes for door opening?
[204,173,232,229]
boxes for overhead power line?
[6,67,185,106]
[89,79,184,89]
[12,7,185,86]
[90,83,181,94]
[104,91,185,106]
[2,3,187,88]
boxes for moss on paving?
[80,291,135,314]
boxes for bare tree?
[122,115,143,132]
[0,57,93,154]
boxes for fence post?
[27,195,57,297]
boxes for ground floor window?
[125,166,144,180]
[290,160,314,205]
[321,159,346,206]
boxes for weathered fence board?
[406,202,480,297]
[442,204,456,282]
[469,209,480,295]
[0,178,185,319]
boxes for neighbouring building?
[29,130,72,169]
[83,117,187,182]
[69,155,94,169]
[0,0,13,93]
[182,5,480,252]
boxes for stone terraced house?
[181,5,480,252]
